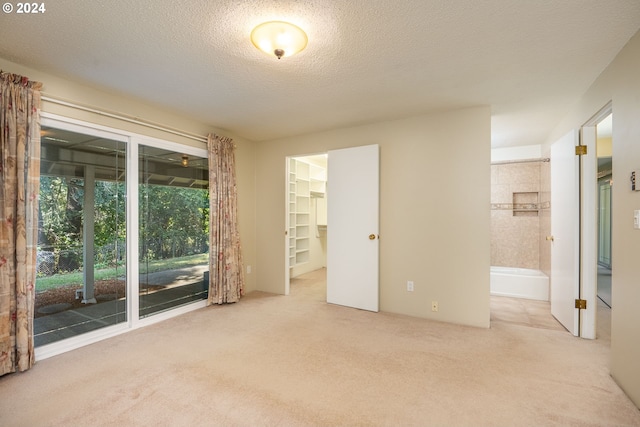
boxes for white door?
[326,144,379,312]
[550,130,580,335]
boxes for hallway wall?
[544,28,640,408]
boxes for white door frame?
[579,124,597,339]
[284,157,292,296]
[579,102,612,339]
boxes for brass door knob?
[369,234,376,240]
[546,236,554,241]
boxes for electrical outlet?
[407,281,414,292]
[431,301,438,312]
[246,265,252,274]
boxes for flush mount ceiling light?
[251,21,308,59]
[181,155,189,167]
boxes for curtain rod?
[491,157,550,165]
[41,93,208,144]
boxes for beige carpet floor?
[1,268,638,426]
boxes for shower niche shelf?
[512,191,539,217]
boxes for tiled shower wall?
[491,160,550,272]
[539,160,550,276]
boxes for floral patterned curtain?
[207,134,244,304]
[0,72,42,375]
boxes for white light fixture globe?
[251,21,308,59]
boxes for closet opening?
[285,154,328,296]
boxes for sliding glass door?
[35,115,209,350]
[36,125,127,346]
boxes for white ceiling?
[1,1,639,147]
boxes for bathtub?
[490,266,549,301]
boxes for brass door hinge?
[575,145,588,156]
[575,299,587,310]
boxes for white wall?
[255,107,491,328]
[544,29,640,408]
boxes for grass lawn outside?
[36,253,209,292]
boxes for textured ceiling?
[1,0,639,147]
